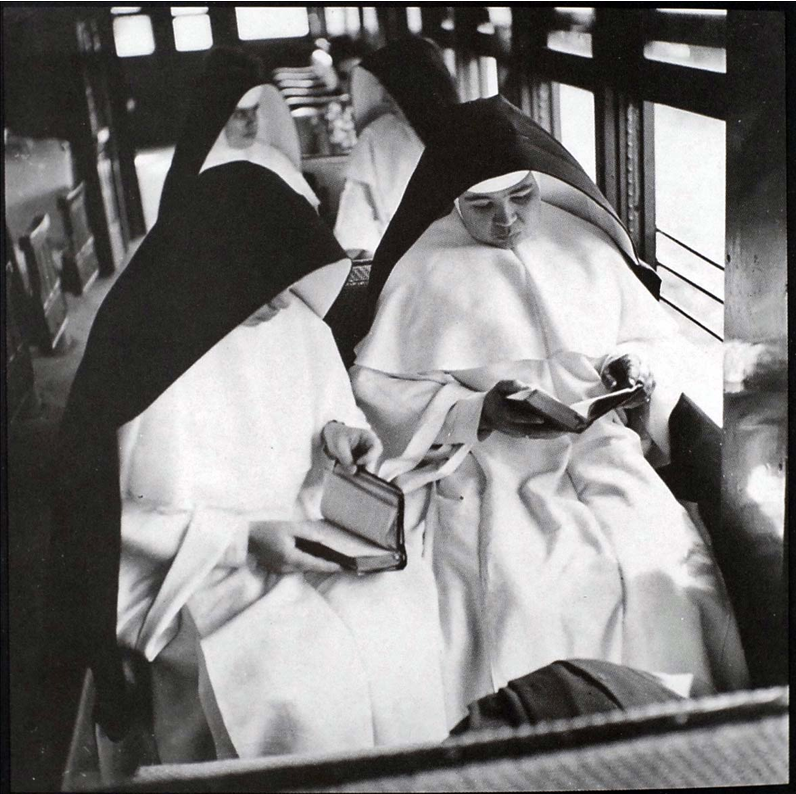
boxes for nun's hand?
[321,421,383,474]
[600,352,655,408]
[249,520,343,574]
[240,291,292,327]
[480,380,565,439]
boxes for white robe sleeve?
[350,365,480,492]
[117,500,249,662]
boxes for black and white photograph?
[2,4,789,791]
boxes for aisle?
[7,239,140,791]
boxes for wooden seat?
[18,213,69,354]
[58,182,100,296]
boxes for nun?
[333,37,459,258]
[159,48,318,221]
[352,96,749,729]
[46,163,449,763]
[201,82,320,211]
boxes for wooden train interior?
[2,6,789,792]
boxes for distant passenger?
[159,48,317,219]
[333,37,459,259]
[49,163,449,761]
[202,83,320,211]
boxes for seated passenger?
[202,83,320,211]
[48,163,449,761]
[352,96,749,729]
[159,48,317,220]
[333,37,459,259]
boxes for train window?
[112,13,155,58]
[325,7,360,37]
[654,102,725,347]
[644,9,727,73]
[362,7,379,36]
[171,7,212,52]
[235,7,310,41]
[406,7,423,35]
[487,7,512,29]
[547,7,594,58]
[478,57,499,97]
[554,83,597,181]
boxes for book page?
[569,383,643,422]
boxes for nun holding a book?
[352,96,749,730]
[48,159,450,764]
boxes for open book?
[506,383,644,433]
[295,463,406,574]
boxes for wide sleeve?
[350,365,484,492]
[117,499,250,662]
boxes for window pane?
[479,56,499,98]
[110,6,140,14]
[487,7,512,28]
[171,6,208,16]
[547,30,592,57]
[113,15,155,57]
[345,7,361,35]
[644,41,726,73]
[406,7,423,34]
[325,7,346,36]
[172,14,212,51]
[654,104,725,264]
[554,83,596,181]
[655,102,725,376]
[362,7,379,35]
[235,7,309,40]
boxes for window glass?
[171,8,212,52]
[478,57,499,97]
[235,7,309,40]
[110,6,141,14]
[547,7,593,57]
[554,83,596,181]
[644,9,726,73]
[644,41,725,73]
[406,7,423,35]
[654,101,725,405]
[113,14,155,57]
[487,7,512,28]
[362,7,379,35]
[344,7,361,35]
[324,7,347,36]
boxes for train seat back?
[18,213,69,354]
[58,182,100,296]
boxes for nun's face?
[458,172,542,249]
[224,105,259,149]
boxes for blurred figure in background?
[333,37,459,260]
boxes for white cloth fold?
[116,298,448,757]
[353,201,749,724]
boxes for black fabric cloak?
[366,95,660,319]
[47,163,346,739]
[357,36,459,146]
[158,47,262,220]
[449,659,688,735]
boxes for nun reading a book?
[47,162,450,764]
[351,96,749,730]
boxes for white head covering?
[201,84,318,208]
[289,258,351,317]
[236,85,263,109]
[466,170,531,194]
